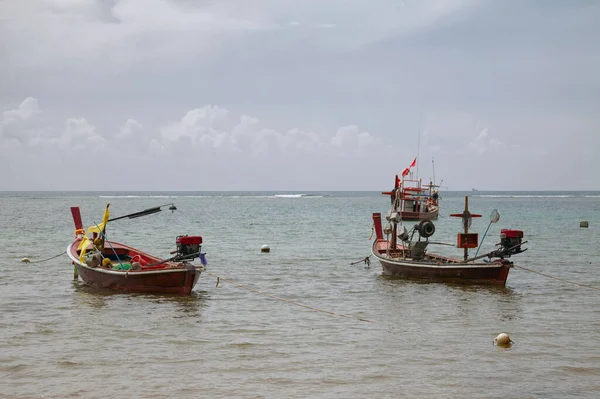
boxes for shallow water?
[1,191,599,398]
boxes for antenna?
[416,129,421,179]
[432,157,436,185]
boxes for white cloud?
[117,118,143,140]
[58,118,106,151]
[2,97,40,122]
[0,97,41,143]
[158,106,381,161]
[1,95,598,190]
[0,97,397,189]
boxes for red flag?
[401,167,410,177]
[409,157,417,168]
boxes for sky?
[1,0,599,191]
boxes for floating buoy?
[580,221,589,228]
[21,257,30,263]
[494,333,513,347]
[261,245,270,253]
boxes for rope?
[514,264,600,291]
[21,251,66,264]
[202,270,374,323]
[350,256,371,268]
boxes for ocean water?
[1,191,599,399]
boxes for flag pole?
[416,128,420,179]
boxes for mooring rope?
[514,264,600,291]
[350,256,371,267]
[21,251,66,264]
[201,270,374,323]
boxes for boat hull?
[67,241,202,295]
[399,205,439,221]
[372,240,511,286]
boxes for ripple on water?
[1,193,600,398]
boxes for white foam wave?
[99,195,175,198]
[478,195,575,198]
[274,194,323,198]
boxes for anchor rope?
[201,270,374,323]
[21,251,66,264]
[350,256,371,267]
[514,264,600,291]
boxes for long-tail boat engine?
[498,229,525,255]
[486,229,526,259]
[174,235,203,261]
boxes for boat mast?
[416,128,420,179]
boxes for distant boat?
[371,195,528,286]
[381,157,441,221]
[67,203,206,295]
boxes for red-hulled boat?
[382,157,441,221]
[371,195,527,286]
[67,203,206,295]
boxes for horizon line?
[1,189,600,193]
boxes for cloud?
[0,0,278,73]
[1,2,598,190]
[2,97,40,122]
[117,118,143,140]
[0,97,42,144]
[0,0,479,75]
[468,128,503,155]
[158,105,383,162]
[0,98,396,190]
[58,118,106,151]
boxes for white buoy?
[494,333,513,347]
[21,257,30,263]
[261,245,270,253]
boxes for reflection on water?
[71,280,208,317]
[452,284,524,322]
[373,275,524,324]
[71,281,110,308]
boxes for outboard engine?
[175,235,202,261]
[499,229,524,255]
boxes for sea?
[1,191,599,399]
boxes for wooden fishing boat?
[371,195,527,286]
[382,157,441,221]
[67,203,207,295]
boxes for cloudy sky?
[1,0,598,191]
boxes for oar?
[474,209,500,258]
